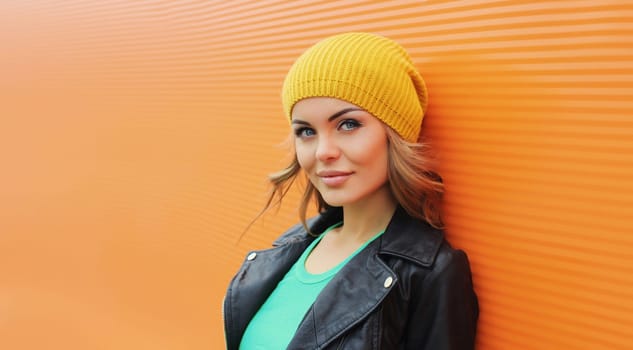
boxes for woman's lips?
[317,171,353,187]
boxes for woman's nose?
[315,135,340,162]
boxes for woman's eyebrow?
[292,107,364,125]
[328,108,363,122]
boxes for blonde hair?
[257,127,444,235]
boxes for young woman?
[224,32,478,349]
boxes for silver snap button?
[384,276,393,288]
[246,252,257,261]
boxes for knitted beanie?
[281,32,428,142]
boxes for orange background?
[1,1,632,349]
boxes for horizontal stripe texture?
[1,1,632,349]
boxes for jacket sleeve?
[405,248,479,350]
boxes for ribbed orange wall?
[1,1,632,349]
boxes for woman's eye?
[339,119,361,131]
[294,127,315,138]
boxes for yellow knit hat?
[282,32,428,142]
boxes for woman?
[224,32,478,349]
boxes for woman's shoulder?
[432,240,473,278]
[382,223,474,299]
[271,221,311,247]
[385,230,473,289]
[380,208,473,275]
[379,208,444,266]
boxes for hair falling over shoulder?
[252,127,444,235]
[384,127,444,229]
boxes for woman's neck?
[337,185,397,242]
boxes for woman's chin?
[319,194,349,208]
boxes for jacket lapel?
[287,239,395,349]
[224,238,311,349]
[286,206,443,349]
[224,212,341,349]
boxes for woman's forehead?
[291,97,365,120]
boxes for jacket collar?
[227,206,445,349]
[378,205,444,266]
[273,205,444,267]
[286,206,445,349]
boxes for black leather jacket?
[224,207,478,349]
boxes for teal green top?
[239,222,385,350]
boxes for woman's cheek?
[295,144,314,171]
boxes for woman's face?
[291,97,390,208]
